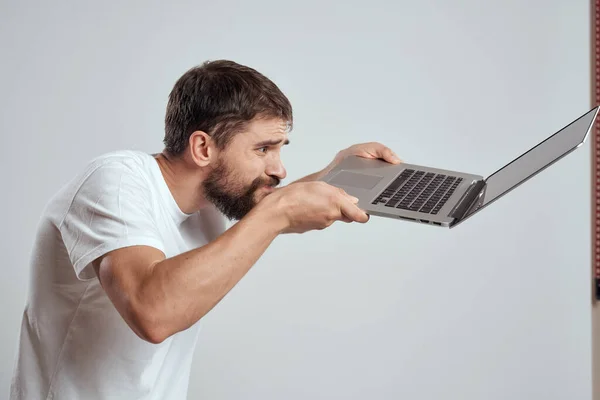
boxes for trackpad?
[330,171,383,190]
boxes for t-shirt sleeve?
[58,161,166,281]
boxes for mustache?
[254,176,280,188]
[246,176,281,194]
[264,177,280,187]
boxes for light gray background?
[0,1,593,399]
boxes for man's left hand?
[291,142,402,184]
[325,142,402,174]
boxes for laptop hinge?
[448,180,486,221]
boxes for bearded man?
[9,59,401,400]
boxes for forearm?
[137,206,283,342]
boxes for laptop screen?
[454,107,598,226]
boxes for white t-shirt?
[10,150,226,400]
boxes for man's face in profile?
[202,118,289,220]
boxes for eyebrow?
[254,138,290,147]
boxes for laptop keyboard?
[371,169,463,215]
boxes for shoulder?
[62,150,160,194]
[84,150,156,182]
[49,150,159,226]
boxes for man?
[10,60,401,399]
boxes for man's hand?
[327,141,402,172]
[259,181,370,234]
[293,142,402,183]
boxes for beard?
[203,159,280,221]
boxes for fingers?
[338,195,369,223]
[320,183,369,224]
[347,193,360,204]
[360,142,402,164]
[382,147,402,164]
[340,215,353,223]
[336,186,359,203]
[332,186,368,223]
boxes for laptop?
[319,106,599,228]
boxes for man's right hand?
[257,181,370,234]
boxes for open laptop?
[319,106,599,228]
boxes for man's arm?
[92,178,369,345]
[93,204,285,344]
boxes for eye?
[257,147,268,153]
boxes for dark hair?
[163,60,293,156]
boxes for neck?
[153,151,210,214]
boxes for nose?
[266,157,287,183]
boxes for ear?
[188,131,215,167]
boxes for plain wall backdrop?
[0,0,593,399]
